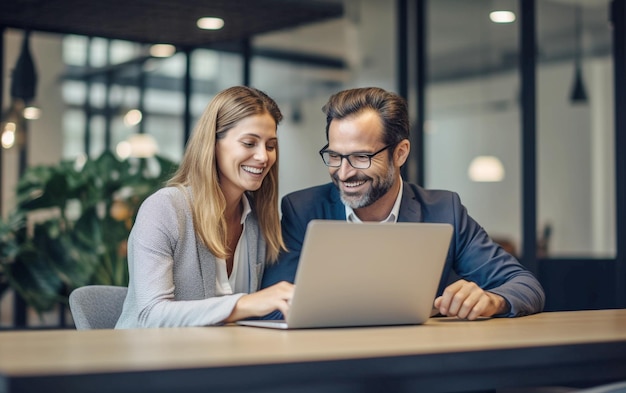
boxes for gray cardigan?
[115,187,266,328]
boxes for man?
[263,87,544,319]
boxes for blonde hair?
[168,86,285,262]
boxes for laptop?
[237,220,453,329]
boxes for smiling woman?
[215,113,278,200]
[114,86,295,329]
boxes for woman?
[116,86,294,328]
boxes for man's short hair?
[322,87,409,145]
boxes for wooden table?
[1,309,625,393]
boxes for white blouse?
[215,195,252,295]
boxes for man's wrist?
[488,292,510,316]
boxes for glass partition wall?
[536,0,615,258]
[61,37,244,163]
[424,0,621,311]
[426,0,522,257]
[426,0,616,259]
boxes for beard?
[332,164,396,209]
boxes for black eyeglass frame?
[318,143,397,169]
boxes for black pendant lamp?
[569,7,588,104]
[11,30,38,104]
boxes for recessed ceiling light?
[197,17,225,30]
[489,11,516,23]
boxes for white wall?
[589,59,616,256]
[426,71,522,249]
[537,59,615,257]
[276,97,333,200]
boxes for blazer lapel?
[197,244,217,297]
[329,185,347,220]
[245,217,262,293]
[398,182,423,222]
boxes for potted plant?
[0,151,177,314]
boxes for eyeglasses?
[318,143,396,169]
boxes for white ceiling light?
[197,17,225,30]
[468,156,505,182]
[489,11,516,23]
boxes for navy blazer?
[262,182,545,317]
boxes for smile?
[242,165,263,174]
[343,180,366,188]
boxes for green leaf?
[5,248,64,313]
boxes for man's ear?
[395,139,411,167]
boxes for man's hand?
[434,279,509,320]
[224,281,294,323]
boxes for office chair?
[69,285,128,329]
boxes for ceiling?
[0,0,343,48]
[0,0,613,87]
[425,0,612,82]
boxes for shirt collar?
[241,193,252,224]
[346,181,403,223]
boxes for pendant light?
[11,30,38,105]
[569,6,587,104]
[1,30,40,150]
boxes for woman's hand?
[224,281,294,323]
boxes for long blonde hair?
[168,86,285,262]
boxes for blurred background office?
[1,0,624,328]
